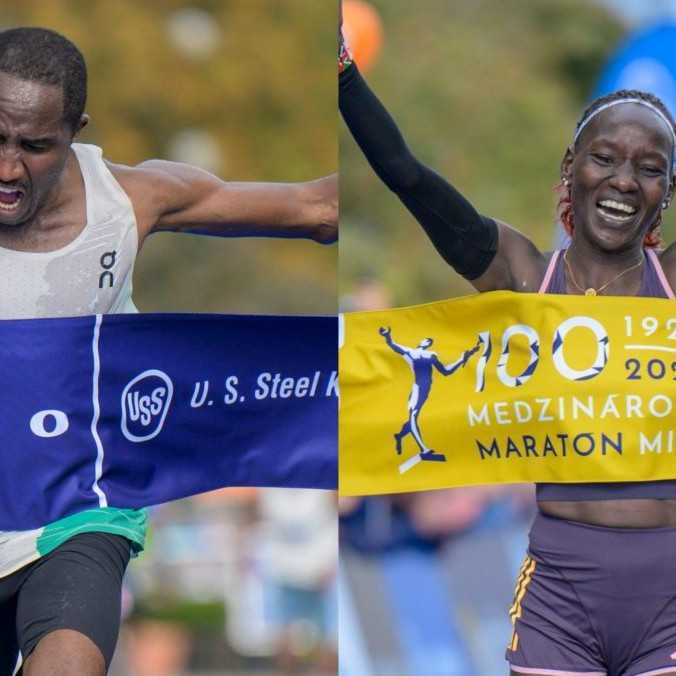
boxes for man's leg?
[394,419,411,453]
[409,408,429,453]
[410,413,445,461]
[16,532,131,676]
[0,593,20,676]
[408,386,432,454]
[23,630,104,676]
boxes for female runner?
[340,17,676,676]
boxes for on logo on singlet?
[99,250,117,289]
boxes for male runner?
[0,27,336,676]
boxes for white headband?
[573,98,676,153]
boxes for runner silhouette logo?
[379,327,481,474]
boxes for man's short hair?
[0,27,87,132]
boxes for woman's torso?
[536,248,676,527]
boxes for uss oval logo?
[121,369,174,442]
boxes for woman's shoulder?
[493,220,551,293]
[656,243,676,292]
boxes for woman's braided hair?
[556,89,676,249]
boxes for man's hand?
[309,174,338,244]
[379,326,391,338]
[462,338,482,365]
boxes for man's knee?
[23,629,105,676]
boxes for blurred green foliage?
[1,1,336,313]
[341,0,674,305]
[133,598,225,632]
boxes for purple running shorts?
[506,512,676,676]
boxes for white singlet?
[0,143,138,319]
[0,143,146,578]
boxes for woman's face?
[562,103,674,253]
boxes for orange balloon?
[343,0,384,73]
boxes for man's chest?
[0,214,138,318]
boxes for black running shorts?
[0,531,131,674]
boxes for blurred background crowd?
[340,1,676,674]
[111,489,337,676]
[2,2,336,675]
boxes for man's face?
[0,72,75,228]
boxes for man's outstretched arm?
[110,160,337,245]
[435,340,481,375]
[379,326,408,356]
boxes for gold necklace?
[563,249,644,296]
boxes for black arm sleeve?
[339,64,498,280]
